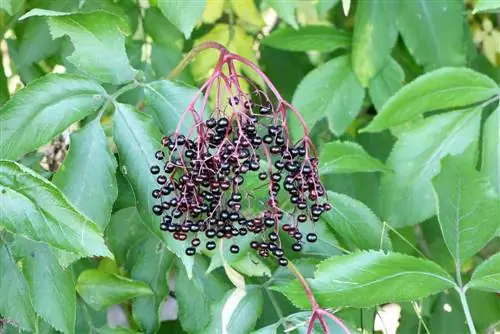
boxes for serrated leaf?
[432,154,500,262]
[144,7,183,48]
[0,160,112,257]
[352,0,398,86]
[143,80,199,135]
[17,17,60,66]
[364,68,498,132]
[398,0,466,69]
[129,237,174,333]
[113,103,194,276]
[158,0,206,39]
[291,55,364,137]
[267,0,299,29]
[319,141,389,175]
[0,244,36,331]
[0,74,106,160]
[106,207,147,266]
[16,240,76,334]
[368,58,405,112]
[474,0,500,13]
[322,191,391,251]
[21,9,136,84]
[53,120,117,230]
[261,26,351,52]
[231,0,264,27]
[379,108,481,227]
[469,253,500,293]
[482,106,500,194]
[76,269,153,310]
[176,256,231,333]
[272,251,455,308]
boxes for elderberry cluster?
[150,94,330,267]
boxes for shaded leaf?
[53,120,117,230]
[364,68,498,132]
[144,7,183,48]
[432,154,500,262]
[319,141,389,175]
[429,292,467,333]
[129,237,174,333]
[0,244,36,331]
[379,108,481,227]
[0,160,112,257]
[231,0,264,27]
[0,74,106,160]
[317,0,339,16]
[291,55,364,137]
[17,17,60,66]
[272,251,455,308]
[482,106,500,194]
[368,58,405,112]
[158,0,206,39]
[322,191,392,251]
[0,0,12,14]
[398,0,466,69]
[76,269,153,310]
[352,0,398,86]
[261,26,351,52]
[113,103,194,276]
[16,240,76,334]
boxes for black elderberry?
[155,150,164,160]
[206,118,217,128]
[306,233,318,243]
[185,247,196,256]
[278,258,288,266]
[250,241,259,249]
[258,172,267,180]
[160,223,169,231]
[150,165,160,174]
[260,106,271,114]
[206,241,216,250]
[292,243,302,252]
[152,205,162,216]
[230,245,240,254]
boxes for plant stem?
[455,263,477,334]
[167,41,229,80]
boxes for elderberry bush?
[149,52,330,266]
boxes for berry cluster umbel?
[149,46,330,266]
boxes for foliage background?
[0,0,499,333]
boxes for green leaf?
[379,108,481,227]
[364,68,498,132]
[76,269,153,310]
[291,55,365,137]
[317,0,339,16]
[482,106,500,194]
[0,160,112,257]
[398,0,466,69]
[0,61,8,106]
[106,207,148,266]
[368,58,405,112]
[203,0,225,24]
[352,0,398,86]
[0,0,12,14]
[143,80,199,135]
[322,191,392,251]
[97,327,139,334]
[231,0,265,27]
[21,9,136,84]
[17,17,60,66]
[432,154,500,262]
[53,120,117,230]
[113,103,194,276]
[0,74,106,160]
[129,237,174,333]
[261,26,351,52]
[267,0,300,29]
[474,0,500,13]
[16,240,76,334]
[201,286,264,334]
[319,141,389,175]
[272,251,455,308]
[469,253,500,293]
[176,256,230,333]
[0,244,36,331]
[158,0,206,39]
[144,7,183,48]
[429,292,467,333]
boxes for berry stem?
[287,261,350,334]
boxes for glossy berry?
[230,245,240,254]
[185,247,196,256]
[306,233,318,243]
